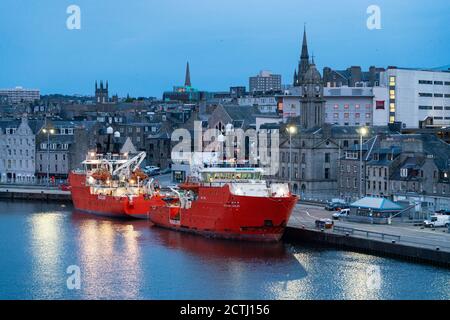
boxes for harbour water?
[0,201,449,300]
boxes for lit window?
[389,76,396,86]
[355,104,360,109]
[344,104,349,109]
[389,116,395,123]
[389,90,396,99]
[390,103,396,112]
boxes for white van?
[332,208,350,220]
[423,215,450,228]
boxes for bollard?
[346,232,350,237]
[321,228,325,232]
[392,240,396,244]
[436,247,440,251]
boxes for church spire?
[301,25,309,60]
[293,69,298,86]
[184,62,191,87]
[296,24,311,87]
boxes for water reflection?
[71,212,143,299]
[28,212,65,298]
[1,201,449,300]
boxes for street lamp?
[359,126,368,198]
[42,128,55,186]
[286,125,297,190]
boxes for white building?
[276,86,389,126]
[249,71,282,93]
[237,96,278,113]
[0,87,40,104]
[380,67,450,129]
[0,118,36,183]
[324,87,388,127]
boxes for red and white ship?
[69,152,163,219]
[148,166,298,242]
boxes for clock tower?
[300,61,325,130]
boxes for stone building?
[0,117,36,183]
[337,136,379,202]
[379,134,450,212]
[35,120,99,181]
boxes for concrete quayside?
[286,203,450,268]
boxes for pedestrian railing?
[333,225,401,242]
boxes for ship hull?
[69,172,162,219]
[149,185,298,242]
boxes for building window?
[400,168,408,178]
[389,76,396,86]
[325,168,330,180]
[325,153,330,163]
[389,90,396,99]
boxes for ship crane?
[112,152,146,178]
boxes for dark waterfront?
[0,201,449,300]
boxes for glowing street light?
[359,126,368,198]
[41,126,56,186]
[286,125,298,191]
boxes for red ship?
[69,152,163,219]
[149,167,298,242]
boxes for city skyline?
[0,0,449,97]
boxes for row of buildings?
[1,27,449,215]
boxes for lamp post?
[42,128,55,186]
[286,125,297,190]
[359,127,368,198]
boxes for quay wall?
[284,227,450,268]
[0,187,71,202]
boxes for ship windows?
[202,171,262,182]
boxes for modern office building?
[249,71,282,93]
[324,87,389,127]
[379,67,450,129]
[0,87,40,104]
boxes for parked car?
[423,215,450,228]
[332,208,350,220]
[315,218,334,229]
[325,202,349,211]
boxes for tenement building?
[369,134,450,212]
[0,117,36,183]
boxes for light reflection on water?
[0,201,449,300]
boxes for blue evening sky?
[0,0,448,97]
